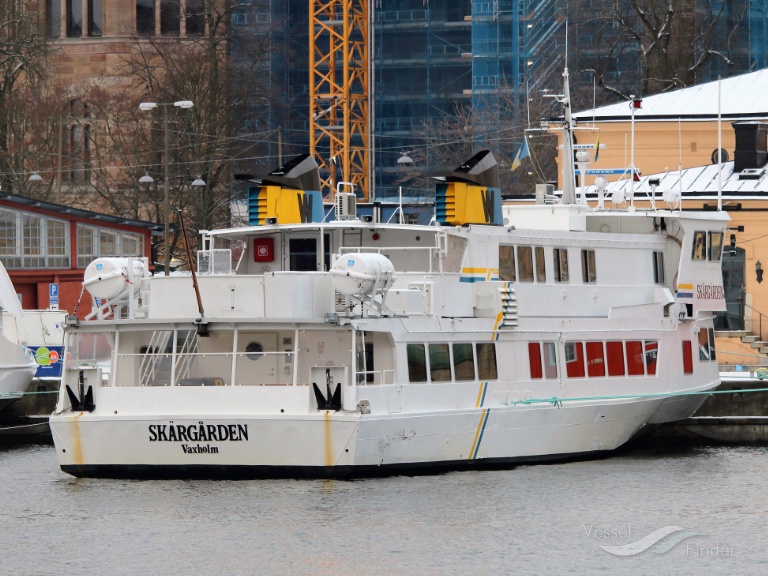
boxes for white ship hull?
[50,373,718,478]
[0,340,38,412]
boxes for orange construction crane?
[309,0,371,201]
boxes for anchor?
[65,370,96,412]
[312,368,341,411]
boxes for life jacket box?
[253,238,274,262]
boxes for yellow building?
[558,71,768,368]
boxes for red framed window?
[606,341,625,376]
[529,343,543,379]
[565,342,585,378]
[645,341,658,375]
[586,341,606,377]
[626,341,644,376]
[682,341,693,374]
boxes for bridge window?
[653,252,665,284]
[429,343,451,382]
[535,246,546,282]
[581,249,596,283]
[517,246,533,282]
[499,245,515,281]
[709,232,723,261]
[476,343,497,380]
[692,231,706,260]
[453,343,475,381]
[554,248,569,282]
[407,344,427,382]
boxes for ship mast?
[560,66,577,205]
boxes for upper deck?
[82,204,727,332]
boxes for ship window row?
[692,231,723,262]
[407,342,497,383]
[529,340,659,380]
[499,245,597,284]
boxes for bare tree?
[51,1,277,267]
[573,0,748,100]
[0,1,56,193]
[396,72,561,199]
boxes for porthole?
[245,341,264,361]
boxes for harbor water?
[1,442,766,575]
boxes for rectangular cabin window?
[529,343,543,379]
[581,250,597,283]
[288,235,330,271]
[586,341,605,377]
[644,341,658,375]
[499,245,516,281]
[535,246,546,282]
[692,231,706,260]
[476,343,498,380]
[698,328,716,361]
[565,342,585,378]
[453,343,475,381]
[554,248,569,282]
[709,232,724,262]
[407,344,427,382]
[683,341,693,374]
[626,341,645,375]
[543,342,558,379]
[517,246,533,282]
[606,341,625,376]
[429,344,451,382]
[653,252,665,284]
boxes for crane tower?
[309,0,371,201]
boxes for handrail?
[744,302,768,342]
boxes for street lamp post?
[139,100,194,275]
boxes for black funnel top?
[433,150,500,188]
[260,154,321,191]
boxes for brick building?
[0,192,160,316]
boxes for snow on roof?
[578,161,768,200]
[573,69,768,121]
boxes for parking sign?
[49,283,59,310]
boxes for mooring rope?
[510,386,768,407]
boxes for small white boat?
[0,263,39,413]
[49,71,728,479]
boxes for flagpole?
[717,76,722,212]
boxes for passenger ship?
[49,84,728,479]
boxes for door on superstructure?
[236,333,279,385]
[288,234,331,271]
[715,247,745,330]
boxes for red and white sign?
[253,238,274,262]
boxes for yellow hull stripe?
[469,409,490,460]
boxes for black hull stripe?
[61,450,613,480]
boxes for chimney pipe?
[732,121,768,172]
